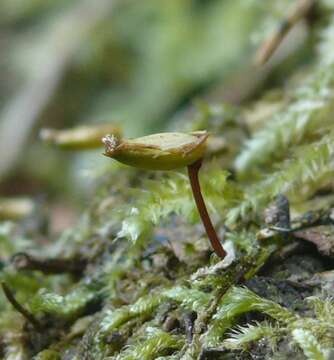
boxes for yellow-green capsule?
[0,198,35,221]
[102,131,208,170]
[40,124,122,150]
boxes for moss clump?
[2,1,334,359]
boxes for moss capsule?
[102,131,208,170]
[40,124,122,150]
[103,130,226,259]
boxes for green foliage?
[207,287,334,359]
[116,172,194,243]
[84,293,163,358]
[204,286,296,347]
[163,286,212,312]
[228,131,334,224]
[90,286,211,348]
[291,329,330,360]
[3,1,334,359]
[117,164,240,243]
[112,327,184,360]
[33,350,61,360]
[223,321,280,351]
[0,222,30,258]
[235,15,334,176]
[30,280,103,319]
[308,296,334,325]
[0,312,28,360]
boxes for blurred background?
[0,0,312,234]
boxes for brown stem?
[254,0,314,66]
[1,281,42,331]
[11,252,87,275]
[187,159,226,259]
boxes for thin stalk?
[1,281,42,331]
[11,252,87,275]
[187,159,226,259]
[254,0,314,66]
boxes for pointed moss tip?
[39,128,55,143]
[102,134,119,156]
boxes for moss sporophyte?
[40,124,122,150]
[102,131,226,259]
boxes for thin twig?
[1,281,42,331]
[11,252,87,275]
[255,0,315,66]
[187,159,226,259]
